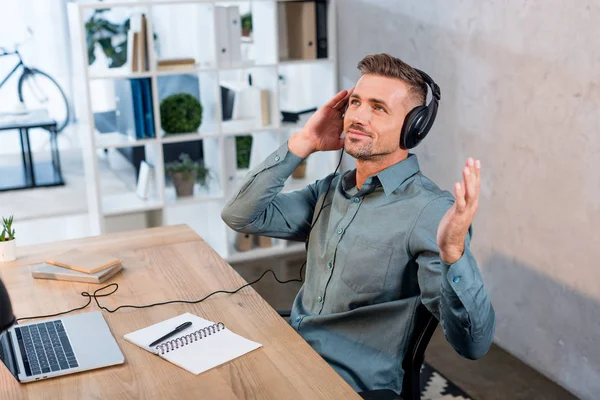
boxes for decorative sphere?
[160,93,203,134]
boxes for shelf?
[225,241,305,264]
[164,186,224,205]
[278,58,334,67]
[95,132,157,149]
[89,69,154,81]
[161,131,220,144]
[155,64,215,76]
[78,0,221,9]
[68,0,338,264]
[102,192,163,216]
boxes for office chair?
[277,302,438,400]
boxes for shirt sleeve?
[221,141,332,242]
[408,195,496,360]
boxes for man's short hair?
[357,53,427,108]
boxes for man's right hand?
[288,88,354,158]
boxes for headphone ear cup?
[400,106,428,149]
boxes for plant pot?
[292,161,307,179]
[0,240,16,262]
[172,171,196,197]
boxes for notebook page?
[124,312,262,374]
[162,324,262,375]
[124,313,217,352]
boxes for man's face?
[343,74,411,160]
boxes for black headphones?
[400,69,441,149]
[344,68,441,150]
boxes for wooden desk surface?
[0,225,360,399]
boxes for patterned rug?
[420,363,473,400]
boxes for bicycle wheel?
[18,68,70,133]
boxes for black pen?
[149,321,192,347]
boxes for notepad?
[45,249,120,274]
[124,313,262,375]
[31,262,123,284]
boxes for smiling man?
[221,53,495,396]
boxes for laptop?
[0,311,124,383]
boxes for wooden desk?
[0,225,360,399]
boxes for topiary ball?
[160,93,203,134]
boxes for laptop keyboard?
[14,321,78,376]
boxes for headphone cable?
[16,150,345,323]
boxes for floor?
[232,255,580,400]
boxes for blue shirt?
[221,142,496,394]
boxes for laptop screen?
[0,330,19,380]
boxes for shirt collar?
[342,153,421,196]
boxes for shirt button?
[337,228,343,234]
[327,262,333,269]
[353,197,360,203]
[295,316,301,322]
[317,296,323,303]
[453,276,461,283]
[274,155,280,161]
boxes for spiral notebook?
[124,313,262,375]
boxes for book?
[136,160,153,200]
[45,249,120,274]
[124,313,262,375]
[157,58,196,67]
[31,262,123,284]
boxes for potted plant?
[0,216,16,262]
[160,93,203,134]
[165,153,210,197]
[241,12,252,37]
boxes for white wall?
[337,1,600,399]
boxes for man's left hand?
[437,158,481,264]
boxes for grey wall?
[336,1,600,399]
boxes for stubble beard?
[344,137,374,160]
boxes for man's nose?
[349,104,369,125]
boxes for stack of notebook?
[31,249,123,284]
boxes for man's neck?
[355,151,408,190]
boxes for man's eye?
[375,105,385,112]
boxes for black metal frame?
[0,48,27,91]
[0,119,64,192]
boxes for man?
[221,53,495,394]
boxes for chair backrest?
[401,302,439,400]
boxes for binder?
[315,0,328,58]
[215,6,230,67]
[284,1,317,60]
[227,6,242,67]
[140,78,155,138]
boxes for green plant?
[84,2,157,68]
[165,153,210,186]
[235,135,253,169]
[160,94,203,134]
[0,215,15,242]
[241,12,252,37]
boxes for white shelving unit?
[67,0,338,263]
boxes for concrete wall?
[336,1,600,399]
